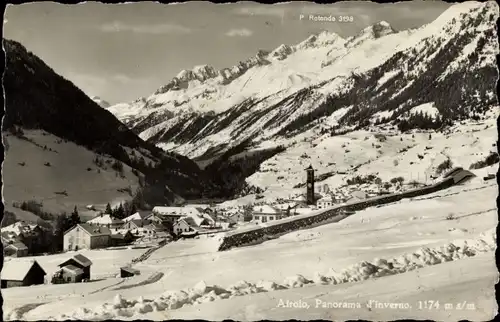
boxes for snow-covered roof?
[1,259,46,281]
[152,206,202,217]
[293,208,314,215]
[274,202,298,210]
[70,223,111,237]
[59,254,93,268]
[253,205,280,214]
[1,221,38,235]
[62,265,84,276]
[318,195,334,202]
[123,211,150,222]
[87,214,124,225]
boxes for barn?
[1,259,46,288]
[58,254,93,281]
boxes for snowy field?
[3,179,497,320]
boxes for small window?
[269,216,274,220]
[254,216,259,220]
[67,277,71,282]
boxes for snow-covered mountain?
[108,1,499,198]
[91,96,111,108]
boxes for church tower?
[305,165,315,205]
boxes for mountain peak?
[296,30,343,50]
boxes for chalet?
[123,211,151,223]
[143,222,166,233]
[4,242,29,257]
[173,217,199,235]
[121,219,150,231]
[252,205,283,224]
[58,254,92,281]
[317,195,335,209]
[63,223,111,251]
[86,214,124,229]
[152,206,213,225]
[1,259,46,288]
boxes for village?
[0,164,423,289]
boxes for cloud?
[112,74,134,84]
[225,28,253,37]
[99,21,191,35]
[233,6,288,17]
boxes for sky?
[3,1,452,105]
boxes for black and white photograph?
[1,0,499,320]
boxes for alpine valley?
[107,1,499,204]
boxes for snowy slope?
[108,1,498,161]
[3,180,497,320]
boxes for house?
[63,223,111,251]
[58,254,92,281]
[143,222,166,233]
[86,214,124,228]
[121,219,150,231]
[173,217,199,235]
[4,242,29,257]
[123,211,151,223]
[252,205,283,224]
[120,267,140,278]
[152,206,211,225]
[151,207,185,223]
[317,195,335,209]
[1,259,46,288]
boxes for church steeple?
[305,165,315,205]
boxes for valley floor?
[2,180,498,321]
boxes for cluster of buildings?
[2,221,47,258]
[62,205,237,252]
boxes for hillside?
[1,39,220,222]
[108,1,499,199]
[3,180,497,320]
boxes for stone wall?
[218,169,475,252]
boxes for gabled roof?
[69,223,111,237]
[253,205,280,214]
[59,254,92,268]
[180,217,198,228]
[1,259,46,281]
[121,266,140,274]
[62,264,84,276]
[153,206,204,218]
[87,214,124,225]
[123,211,150,222]
[124,219,146,228]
